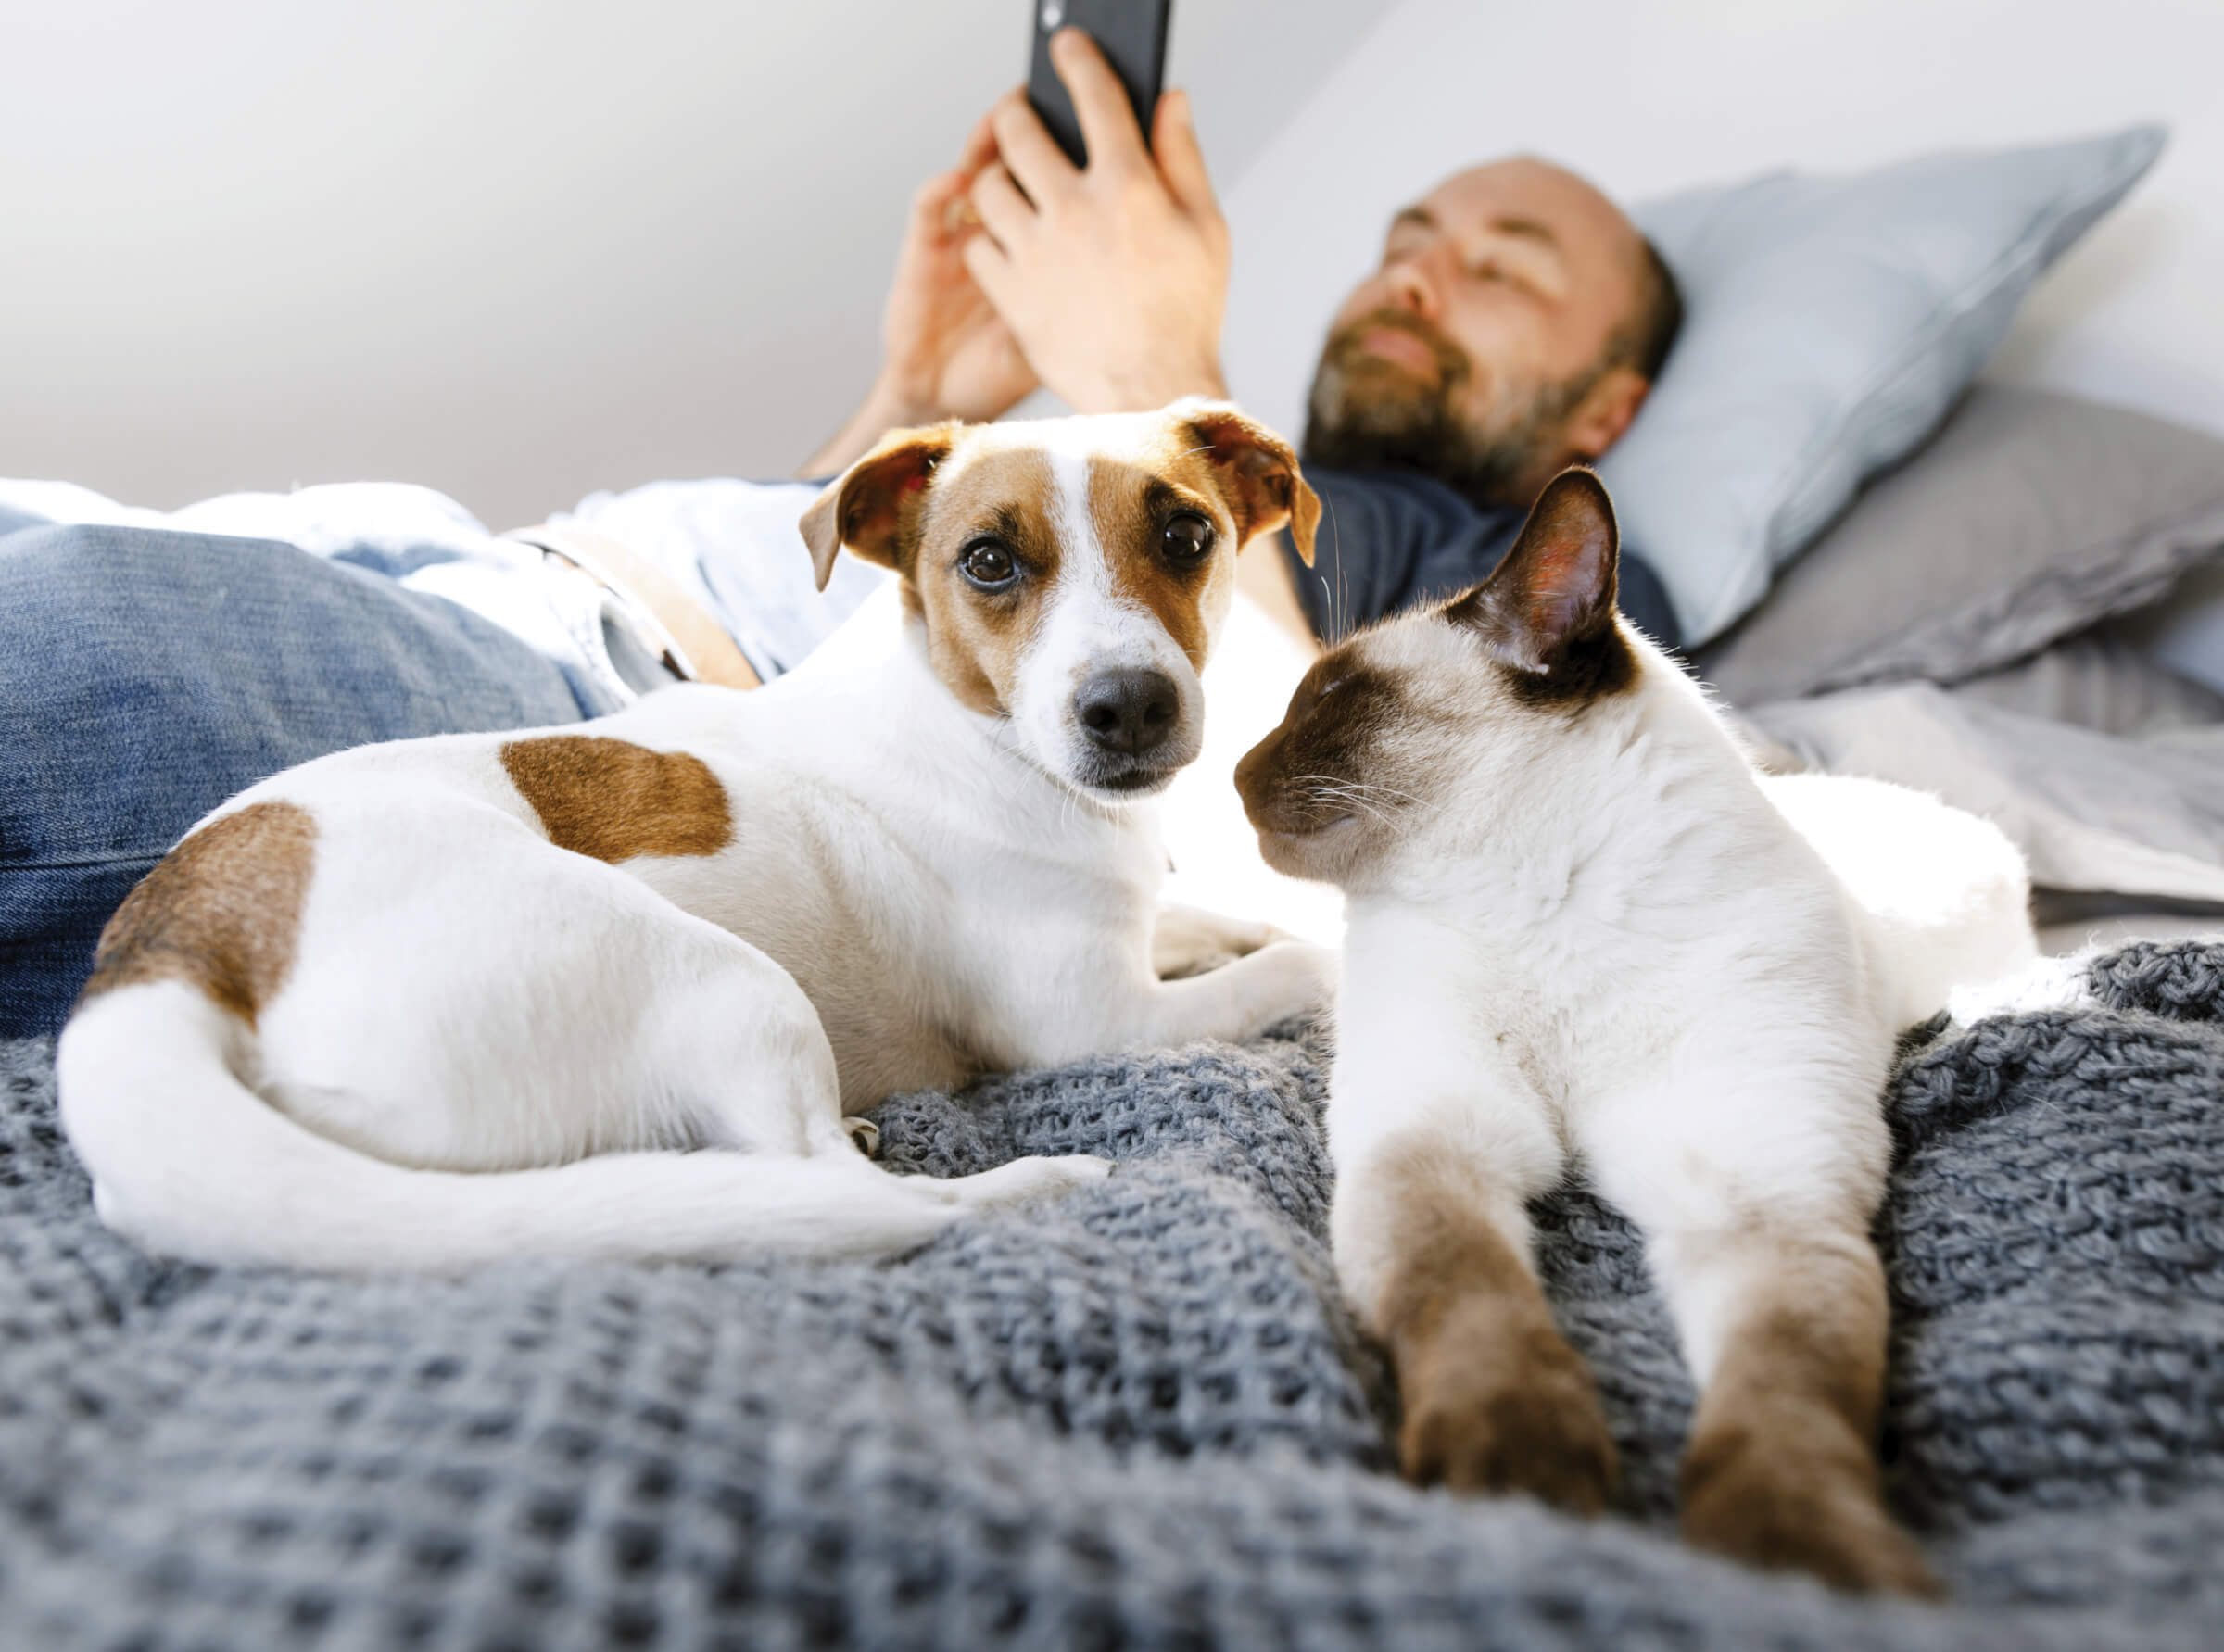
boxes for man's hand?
[965,30,1230,414]
[801,115,1037,476]
[880,112,1041,424]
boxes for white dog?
[57,403,1335,1274]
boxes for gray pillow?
[1607,125,2167,646]
[1694,383,2224,706]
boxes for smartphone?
[1027,0,1174,168]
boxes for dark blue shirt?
[1283,468,1680,652]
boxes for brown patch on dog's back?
[78,801,319,1028]
[501,736,732,863]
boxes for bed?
[4,939,2220,1647]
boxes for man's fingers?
[1051,28,1147,173]
[911,108,1004,231]
[1154,90,1220,222]
[968,160,1034,251]
[989,90,1075,206]
[911,167,970,232]
[955,107,1001,175]
[959,230,1015,311]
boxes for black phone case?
[1026,0,1173,168]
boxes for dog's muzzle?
[1069,667,1194,794]
[1075,669,1180,758]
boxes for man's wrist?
[1072,357,1231,415]
[862,372,945,433]
[800,374,947,479]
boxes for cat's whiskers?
[1288,772,1405,826]
[1292,774,1413,809]
[1294,782,1386,821]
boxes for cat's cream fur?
[1234,470,2034,1595]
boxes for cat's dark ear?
[1447,468,1632,700]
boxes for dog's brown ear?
[1447,468,1629,697]
[1181,402,1320,566]
[798,425,956,591]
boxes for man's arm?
[800,113,1038,477]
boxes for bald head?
[1301,156,1682,511]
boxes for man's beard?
[1299,309,1602,511]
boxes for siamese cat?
[1234,469,2034,1595]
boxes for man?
[0,32,1679,1035]
[805,29,1682,649]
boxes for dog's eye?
[958,538,1019,590]
[1161,511,1214,562]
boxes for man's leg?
[0,523,591,1038]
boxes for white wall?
[9,0,2218,529]
[1218,0,2224,450]
[0,0,1376,526]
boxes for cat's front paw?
[1681,1409,1941,1597]
[1396,1299,1618,1515]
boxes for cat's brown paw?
[1680,1419,1942,1598]
[1396,1305,1619,1516]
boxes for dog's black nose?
[1075,669,1181,756]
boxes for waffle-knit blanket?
[3,943,2221,1649]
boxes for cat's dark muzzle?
[1242,790,1353,841]
[1234,727,1358,881]
[1232,730,1296,831]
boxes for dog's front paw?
[1152,904,1289,980]
[1253,939,1340,1018]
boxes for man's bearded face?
[1299,307,1602,510]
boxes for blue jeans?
[0,473,895,1039]
[0,522,600,1037]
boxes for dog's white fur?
[57,407,1334,1274]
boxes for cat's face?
[1234,468,1636,890]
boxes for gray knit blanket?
[4,942,2222,1650]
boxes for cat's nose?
[1075,669,1179,756]
[1234,735,1275,814]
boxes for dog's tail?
[57,982,975,1274]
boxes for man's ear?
[1180,401,1320,566]
[1448,468,1624,683]
[1562,365,1650,463]
[797,425,956,591]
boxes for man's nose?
[1383,257,1442,322]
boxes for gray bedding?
[4,942,2223,1649]
[1686,381,2224,938]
